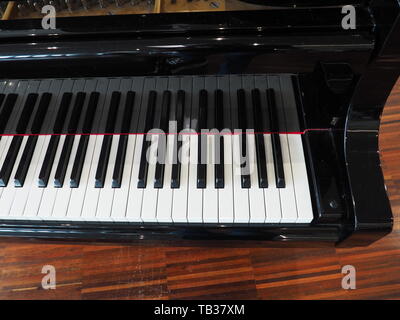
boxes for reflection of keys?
[25,0,34,9]
[50,0,64,10]
[81,0,89,9]
[17,3,30,16]
[47,1,58,9]
[33,1,43,12]
[65,0,72,11]
[115,0,128,6]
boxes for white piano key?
[288,134,313,223]
[203,134,218,223]
[171,132,190,223]
[66,135,97,220]
[141,134,159,222]
[187,134,203,223]
[38,134,66,219]
[248,133,266,223]
[263,134,282,223]
[232,134,250,223]
[125,134,144,222]
[111,134,136,221]
[0,136,12,199]
[278,133,298,223]
[218,134,234,223]
[10,136,47,219]
[96,135,120,221]
[81,135,103,221]
[0,136,28,219]
[51,136,80,220]
[156,133,174,223]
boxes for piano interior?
[0,0,398,244]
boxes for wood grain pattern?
[0,78,399,300]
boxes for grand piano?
[0,0,398,244]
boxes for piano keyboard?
[0,75,313,224]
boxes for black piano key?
[112,135,128,188]
[0,94,18,134]
[237,89,247,130]
[31,93,52,134]
[214,89,224,189]
[197,137,207,188]
[14,136,38,187]
[120,91,135,134]
[267,88,280,133]
[95,135,112,188]
[53,92,73,133]
[0,93,5,139]
[70,92,100,188]
[271,133,285,188]
[112,91,135,188]
[104,91,121,133]
[16,93,38,134]
[175,90,185,134]
[138,138,152,189]
[215,136,225,189]
[0,136,23,187]
[197,89,207,189]
[0,94,5,109]
[94,92,121,188]
[70,135,89,188]
[143,91,157,133]
[82,92,100,133]
[0,94,4,140]
[237,89,250,189]
[38,135,59,187]
[159,91,171,137]
[154,90,171,189]
[255,134,268,188]
[170,141,181,189]
[68,92,86,133]
[267,89,285,188]
[54,135,74,187]
[38,93,73,187]
[138,90,157,188]
[252,89,268,188]
[171,90,185,189]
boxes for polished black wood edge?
[0,4,375,79]
[0,8,373,40]
[0,34,374,79]
[303,131,347,223]
[344,1,400,238]
[0,219,344,242]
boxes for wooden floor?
[0,79,399,300]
